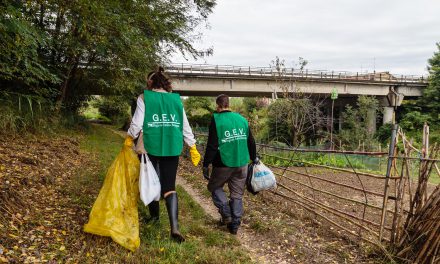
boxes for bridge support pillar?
[367,107,377,134]
[383,107,394,124]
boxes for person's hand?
[252,157,260,165]
[124,137,134,147]
[189,145,201,166]
[202,167,210,181]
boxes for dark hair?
[147,66,172,92]
[216,94,229,108]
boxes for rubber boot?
[165,192,185,243]
[145,200,159,223]
[212,188,232,226]
[228,199,243,235]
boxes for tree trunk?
[56,56,80,112]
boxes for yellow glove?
[124,137,134,147]
[189,145,201,166]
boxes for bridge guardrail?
[166,63,427,84]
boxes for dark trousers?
[139,154,179,196]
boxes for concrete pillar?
[383,107,394,124]
[367,107,376,134]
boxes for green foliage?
[338,95,380,150]
[242,97,258,114]
[267,100,292,145]
[397,43,440,144]
[375,123,393,144]
[95,96,130,126]
[229,97,245,114]
[1,0,216,117]
[400,111,432,131]
[420,43,440,122]
[0,3,59,87]
[184,97,215,128]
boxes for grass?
[71,125,252,263]
[80,99,112,123]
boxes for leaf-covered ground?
[0,126,251,263]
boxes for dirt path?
[176,175,290,264]
[108,127,380,263]
[109,127,287,263]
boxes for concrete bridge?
[166,63,428,125]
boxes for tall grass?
[0,91,89,135]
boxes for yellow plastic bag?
[84,137,140,251]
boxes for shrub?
[95,96,130,126]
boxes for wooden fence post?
[379,124,398,241]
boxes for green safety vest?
[143,90,183,156]
[214,112,250,167]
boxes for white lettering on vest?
[148,114,181,128]
[222,127,246,143]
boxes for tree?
[397,43,439,143]
[184,97,215,128]
[1,0,216,113]
[338,95,379,151]
[0,2,59,91]
[268,57,325,147]
[420,43,440,122]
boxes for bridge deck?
[166,63,427,86]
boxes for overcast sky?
[172,0,440,75]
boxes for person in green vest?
[203,94,257,235]
[127,67,201,243]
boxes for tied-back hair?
[146,66,172,92]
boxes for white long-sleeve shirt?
[127,90,196,147]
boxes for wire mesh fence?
[194,125,440,262]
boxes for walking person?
[202,94,257,234]
[127,67,201,243]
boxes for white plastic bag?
[251,161,277,192]
[139,154,161,205]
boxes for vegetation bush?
[375,123,393,145]
[338,95,380,151]
[184,97,215,128]
[95,96,130,126]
